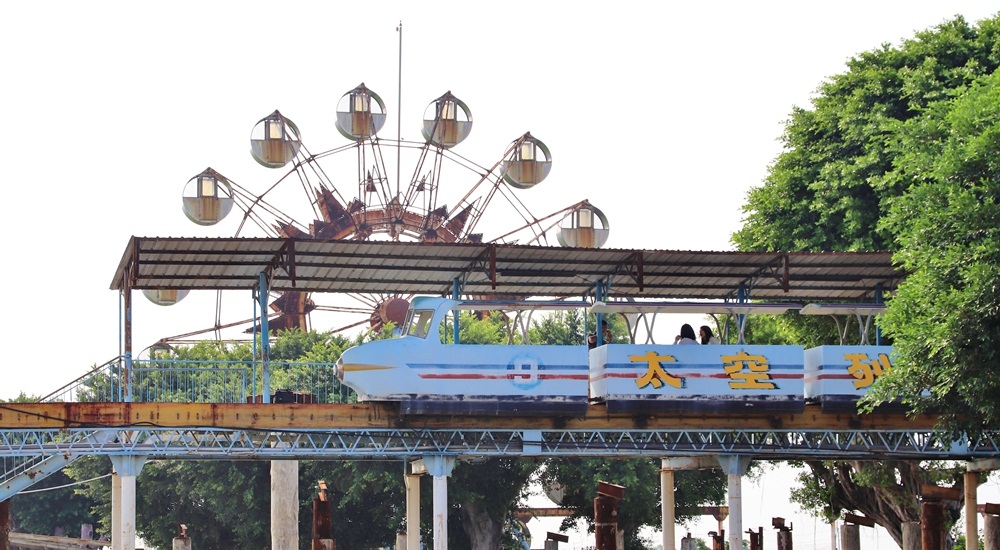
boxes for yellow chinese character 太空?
[631,351,682,389]
[721,351,775,390]
[844,353,892,389]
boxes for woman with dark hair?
[700,325,721,345]
[674,323,698,345]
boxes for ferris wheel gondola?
[153,84,611,343]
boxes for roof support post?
[453,278,461,344]
[736,283,748,345]
[594,279,609,346]
[875,283,884,346]
[122,286,132,403]
[258,271,271,404]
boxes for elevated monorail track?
[0,402,989,461]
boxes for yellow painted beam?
[0,402,938,431]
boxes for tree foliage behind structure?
[734,14,1000,253]
[865,69,1000,438]
[731,12,1000,546]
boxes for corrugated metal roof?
[111,237,903,302]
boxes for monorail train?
[334,297,892,416]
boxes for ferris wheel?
[146,83,610,341]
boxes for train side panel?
[337,337,589,416]
[590,344,805,414]
[804,345,895,412]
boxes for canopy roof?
[111,237,902,302]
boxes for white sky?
[3,2,1000,549]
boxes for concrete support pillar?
[984,515,1000,550]
[119,476,137,550]
[681,533,698,550]
[662,466,675,550]
[396,530,406,550]
[405,472,421,550]
[661,457,719,550]
[432,474,448,550]
[109,455,146,550]
[968,471,980,550]
[728,475,741,550]
[111,474,122,550]
[421,456,455,550]
[840,524,860,550]
[271,460,300,550]
[173,536,193,550]
[902,521,921,550]
[716,455,751,550]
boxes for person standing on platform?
[674,324,698,345]
[588,321,613,349]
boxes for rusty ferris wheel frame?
[156,83,610,343]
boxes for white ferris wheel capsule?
[335,83,387,140]
[249,110,302,168]
[421,91,472,148]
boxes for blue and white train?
[334,297,893,416]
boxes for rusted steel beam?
[920,484,963,501]
[0,402,940,431]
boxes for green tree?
[865,69,1000,438]
[731,13,1000,546]
[788,461,967,546]
[734,14,1000,253]
[446,458,537,550]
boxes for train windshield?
[405,309,435,339]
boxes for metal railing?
[38,358,354,404]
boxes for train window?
[406,309,434,339]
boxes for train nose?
[334,355,345,382]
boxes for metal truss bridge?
[0,426,995,461]
[0,402,995,464]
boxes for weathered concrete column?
[968,471,980,550]
[967,458,1000,550]
[271,459,300,550]
[420,456,455,550]
[716,455,751,550]
[902,521,920,550]
[111,474,122,550]
[680,532,698,550]
[840,524,859,550]
[109,455,147,550]
[173,535,192,550]
[984,514,1000,550]
[662,467,674,550]
[661,457,719,550]
[405,471,421,550]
